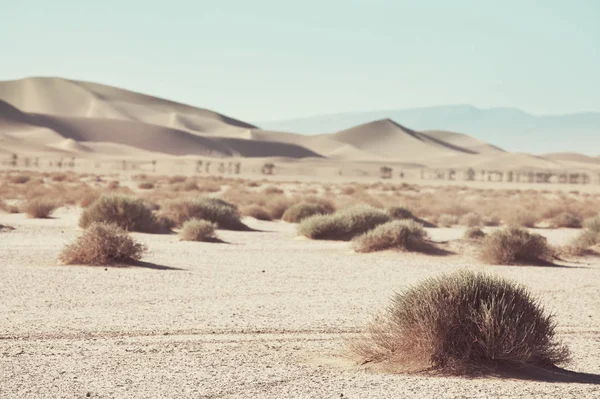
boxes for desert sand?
[1,197,600,398]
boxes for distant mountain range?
[256,105,600,155]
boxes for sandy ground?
[1,207,600,398]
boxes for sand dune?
[0,77,595,171]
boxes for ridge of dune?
[331,119,482,160]
[541,152,600,164]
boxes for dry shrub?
[168,175,187,184]
[353,271,569,375]
[482,215,501,227]
[570,229,600,252]
[59,222,146,265]
[179,219,218,242]
[464,227,486,240]
[505,209,538,228]
[582,216,600,232]
[107,180,120,190]
[387,206,414,220]
[161,198,246,230]
[282,202,333,223]
[138,182,155,190]
[550,212,582,228]
[241,204,272,221]
[480,227,551,265]
[23,199,58,218]
[265,196,295,219]
[438,214,458,227]
[297,206,391,240]
[262,185,284,195]
[0,200,19,214]
[79,192,101,208]
[352,220,428,253]
[80,196,170,233]
[10,175,30,184]
[340,185,356,195]
[459,212,482,227]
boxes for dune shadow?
[514,257,590,269]
[419,241,456,256]
[492,365,600,384]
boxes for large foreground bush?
[59,222,147,265]
[161,198,246,230]
[352,220,428,253]
[480,227,551,265]
[80,196,170,233]
[297,206,391,240]
[353,271,570,374]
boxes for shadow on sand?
[492,365,600,384]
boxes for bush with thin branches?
[59,222,147,265]
[161,198,246,230]
[352,271,570,375]
[23,199,58,218]
[551,212,582,228]
[480,227,551,264]
[241,204,272,221]
[352,220,428,253]
[179,219,218,242]
[297,206,391,240]
[464,227,486,240]
[282,202,333,223]
[80,195,170,233]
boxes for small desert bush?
[107,180,120,190]
[241,204,272,221]
[80,196,170,233]
[297,206,391,240]
[23,199,58,218]
[482,215,501,227]
[262,185,284,195]
[570,229,600,252]
[480,227,551,265]
[138,182,155,190]
[438,214,458,227]
[179,219,218,242]
[464,227,486,240]
[168,175,187,184]
[505,209,538,228]
[459,212,482,227]
[282,202,333,223]
[550,212,582,228]
[583,216,600,232]
[9,175,30,184]
[161,198,246,230]
[352,220,428,253]
[387,206,414,220]
[59,222,146,265]
[352,271,569,374]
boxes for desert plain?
[1,77,600,398]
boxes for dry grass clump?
[282,202,333,223]
[138,182,155,190]
[353,271,569,375]
[464,227,486,240]
[352,220,428,253]
[107,180,120,190]
[9,175,30,184]
[262,185,284,195]
[438,214,458,227]
[0,200,20,214]
[179,219,218,242]
[550,212,582,228]
[23,198,58,218]
[459,212,482,227]
[80,196,170,233]
[59,222,147,265]
[582,216,600,232]
[297,206,391,240]
[480,227,552,265]
[567,229,600,255]
[505,209,538,228]
[241,204,273,221]
[387,206,414,220]
[161,198,246,230]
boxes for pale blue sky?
[2,0,599,122]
